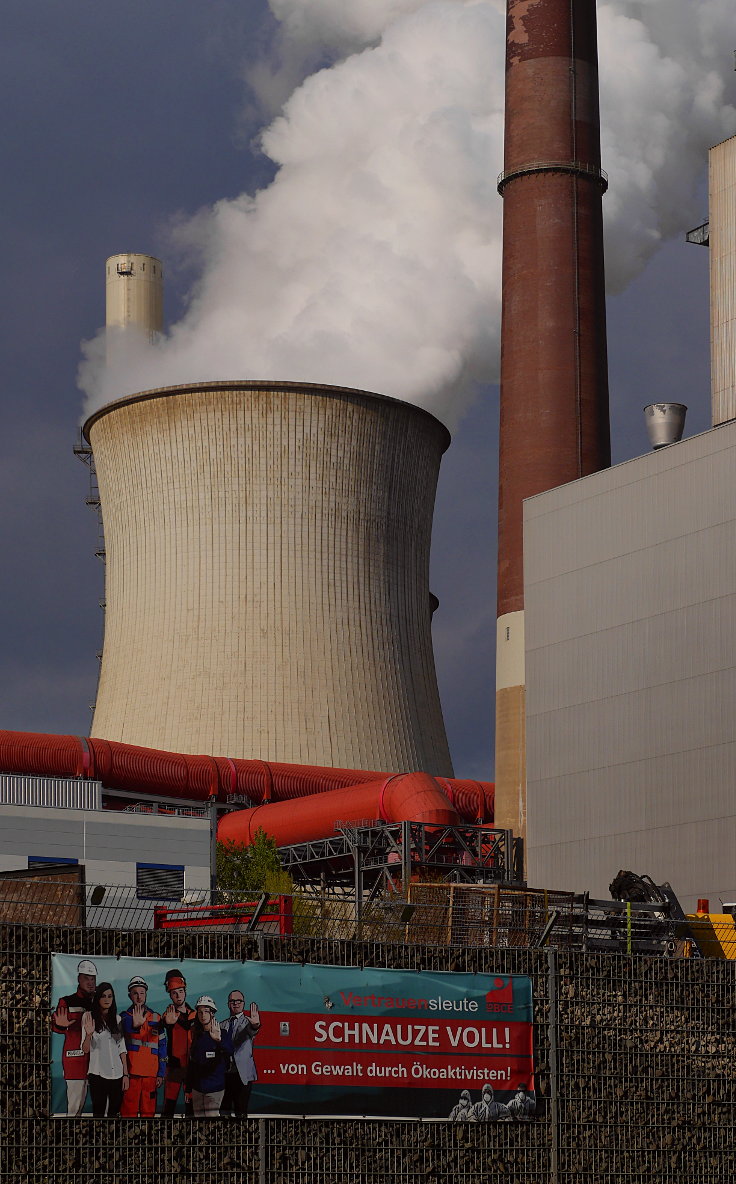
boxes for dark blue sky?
[0,1,712,778]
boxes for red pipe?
[0,730,493,822]
[0,731,90,780]
[437,778,493,823]
[217,772,460,848]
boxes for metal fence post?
[258,1117,267,1184]
[354,843,363,938]
[503,829,514,881]
[401,820,412,892]
[209,798,218,897]
[547,946,559,1184]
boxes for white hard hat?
[196,995,217,1012]
[77,959,98,976]
[128,975,148,990]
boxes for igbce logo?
[485,976,514,1013]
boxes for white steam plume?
[80,0,735,427]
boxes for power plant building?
[85,381,454,774]
[524,418,736,913]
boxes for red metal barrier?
[153,895,293,935]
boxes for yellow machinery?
[684,905,736,959]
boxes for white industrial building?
[524,417,736,912]
[0,774,211,926]
[524,135,736,913]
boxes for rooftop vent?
[644,403,687,450]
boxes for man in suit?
[220,992,260,1116]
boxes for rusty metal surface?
[497,0,610,616]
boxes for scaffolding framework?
[279,820,522,899]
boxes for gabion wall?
[1,923,734,1183]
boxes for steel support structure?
[278,821,522,896]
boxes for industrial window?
[28,856,78,868]
[136,862,185,901]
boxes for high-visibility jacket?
[121,1007,167,1078]
[52,990,91,1080]
[164,1005,195,1084]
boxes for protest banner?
[51,954,535,1119]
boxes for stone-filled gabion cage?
[1,923,735,1183]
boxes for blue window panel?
[136,862,185,901]
[28,856,79,867]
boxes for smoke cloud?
[80,0,735,427]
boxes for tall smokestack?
[709,136,736,426]
[105,253,163,353]
[495,0,611,840]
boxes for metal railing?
[0,875,210,931]
[154,896,294,935]
[0,874,693,956]
[497,159,609,194]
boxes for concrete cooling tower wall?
[84,381,454,775]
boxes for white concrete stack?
[710,136,736,426]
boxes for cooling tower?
[84,381,454,775]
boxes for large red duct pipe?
[0,730,493,823]
[217,772,460,848]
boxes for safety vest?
[122,1008,166,1078]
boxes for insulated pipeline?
[0,729,493,821]
[216,772,461,848]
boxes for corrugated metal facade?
[524,419,736,912]
[0,773,102,810]
[710,135,736,426]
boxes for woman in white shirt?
[81,982,129,1116]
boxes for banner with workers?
[51,954,536,1120]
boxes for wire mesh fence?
[0,874,211,931]
[1,920,736,1181]
[1,923,552,1184]
[0,875,688,956]
[553,950,736,1182]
